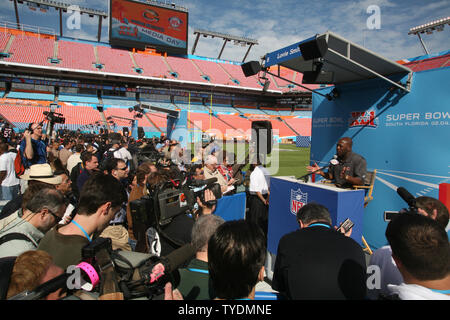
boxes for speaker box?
[241,61,261,77]
[299,36,328,61]
[251,121,273,155]
[138,127,145,139]
[123,127,129,136]
[97,105,104,112]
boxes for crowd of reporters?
[0,122,448,300]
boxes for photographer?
[19,122,47,170]
[368,196,450,299]
[385,213,450,300]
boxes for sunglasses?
[47,209,62,223]
[116,166,128,171]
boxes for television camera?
[43,111,66,124]
[129,174,222,244]
[7,237,195,300]
[384,186,418,221]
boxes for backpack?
[0,232,33,246]
[14,149,25,178]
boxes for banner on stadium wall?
[110,0,188,54]
[310,67,450,250]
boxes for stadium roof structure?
[262,31,413,94]
[192,29,258,62]
[9,0,108,41]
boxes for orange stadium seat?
[4,34,54,67]
[96,46,135,75]
[133,53,172,78]
[192,60,237,86]
[165,56,209,83]
[58,40,97,71]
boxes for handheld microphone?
[396,187,416,208]
[329,155,339,166]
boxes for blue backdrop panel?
[214,192,246,222]
[310,66,450,250]
[267,177,364,254]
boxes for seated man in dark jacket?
[272,202,367,300]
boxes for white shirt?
[387,283,450,300]
[67,153,82,174]
[0,151,20,187]
[249,165,270,195]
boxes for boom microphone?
[396,187,416,208]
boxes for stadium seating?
[283,117,312,136]
[0,31,11,52]
[219,63,261,89]
[192,60,237,86]
[96,46,135,75]
[57,40,97,71]
[165,56,209,83]
[4,33,54,66]
[133,53,172,78]
[56,104,102,125]
[404,54,450,72]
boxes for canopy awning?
[263,31,412,92]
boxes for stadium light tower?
[408,17,450,55]
[191,29,258,62]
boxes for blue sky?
[0,0,449,62]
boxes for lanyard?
[307,223,331,229]
[187,268,209,274]
[71,220,92,242]
[430,288,450,294]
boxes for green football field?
[271,144,310,177]
[220,143,311,178]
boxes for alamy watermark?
[366,5,381,30]
[66,5,81,30]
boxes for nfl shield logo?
[290,188,308,215]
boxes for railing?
[0,21,56,37]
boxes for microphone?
[190,177,218,187]
[329,155,339,166]
[396,187,416,208]
[148,243,195,283]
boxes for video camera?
[43,111,66,124]
[8,237,194,300]
[384,186,418,221]
[129,175,222,232]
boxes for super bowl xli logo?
[290,188,308,215]
[349,110,378,128]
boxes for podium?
[267,177,365,255]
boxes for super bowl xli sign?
[349,110,378,128]
[290,188,308,215]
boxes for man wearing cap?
[0,188,66,258]
[20,122,47,169]
[204,155,235,194]
[0,163,63,221]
